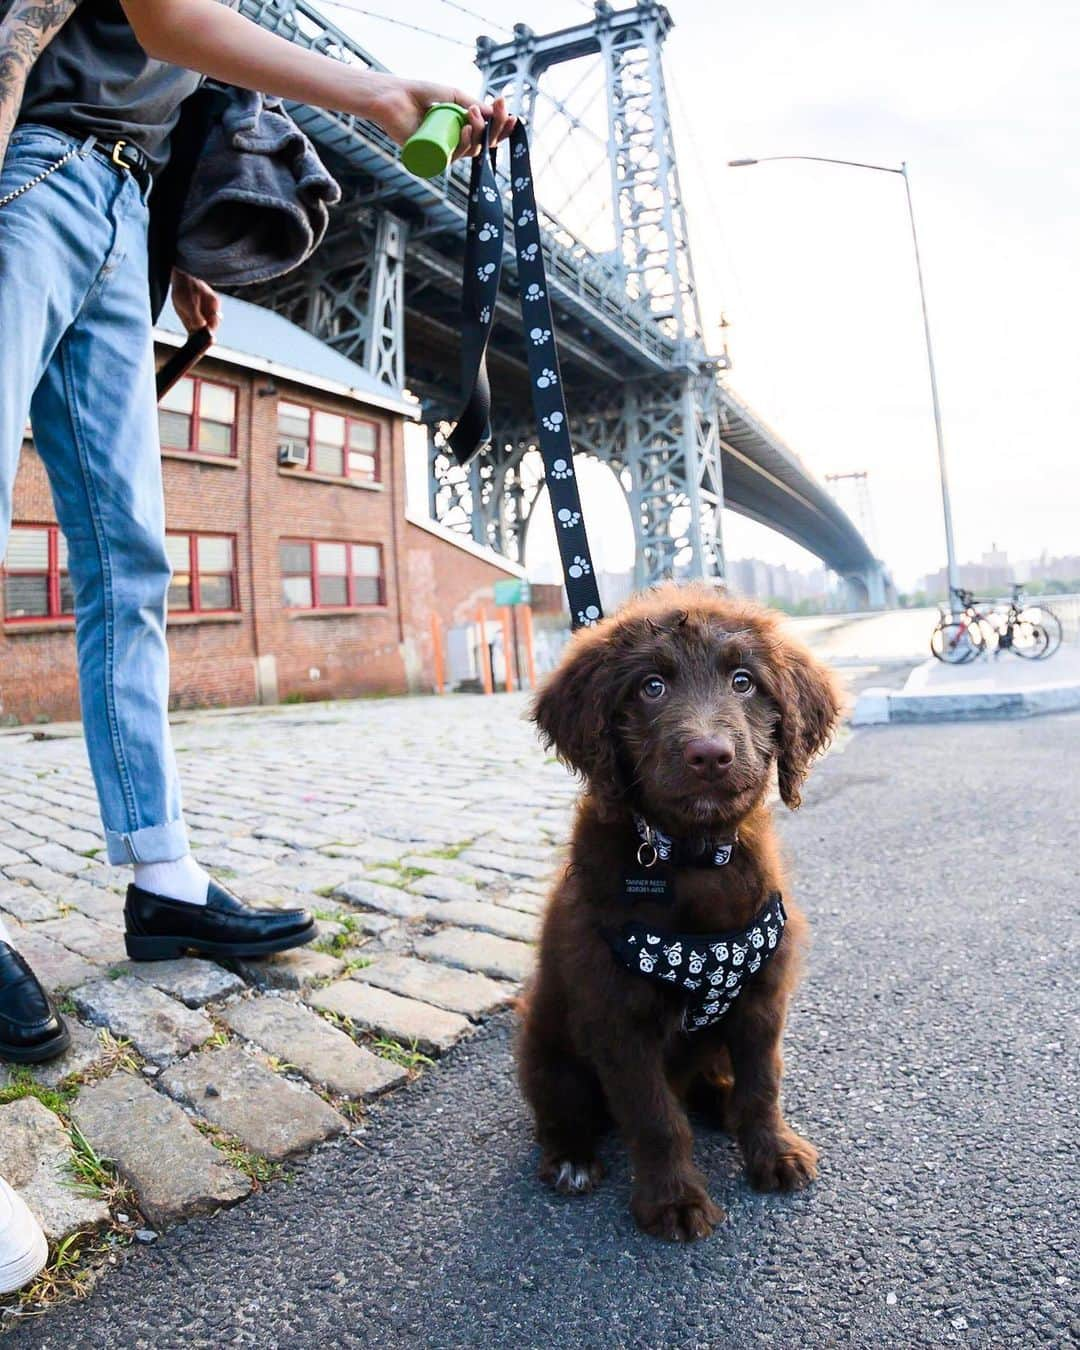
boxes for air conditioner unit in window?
[278,442,307,467]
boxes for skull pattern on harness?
[608,893,787,1032]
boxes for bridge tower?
[475,1,726,586]
[823,471,893,608]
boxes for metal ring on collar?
[636,841,659,868]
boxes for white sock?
[0,915,13,947]
[132,855,210,906]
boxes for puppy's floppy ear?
[532,627,621,793]
[773,638,844,809]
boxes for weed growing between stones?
[422,840,475,861]
[0,1072,75,1116]
[65,1124,139,1216]
[312,913,373,958]
[7,1229,120,1314]
[371,1038,434,1074]
[191,1121,283,1188]
[341,956,372,974]
[311,1009,430,1080]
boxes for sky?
[333,0,1080,592]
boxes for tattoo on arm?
[0,0,82,169]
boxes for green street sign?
[494,578,531,607]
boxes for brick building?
[0,296,524,725]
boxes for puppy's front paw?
[632,1187,724,1242]
[539,1155,603,1196]
[746,1130,819,1193]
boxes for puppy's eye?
[731,668,755,695]
[640,675,667,701]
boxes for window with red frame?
[159,377,237,457]
[165,533,239,613]
[276,401,379,482]
[3,525,73,621]
[279,539,384,610]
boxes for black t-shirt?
[17,0,213,175]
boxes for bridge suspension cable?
[434,0,510,34]
[319,0,471,47]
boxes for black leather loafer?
[0,943,71,1064]
[124,879,316,961]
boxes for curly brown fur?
[517,584,843,1241]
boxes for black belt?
[38,126,153,193]
[448,121,604,631]
[90,137,153,194]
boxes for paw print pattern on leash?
[479,305,491,324]
[524,283,545,302]
[517,208,535,226]
[481,185,498,203]
[476,262,496,282]
[557,508,581,529]
[549,458,573,480]
[576,605,601,627]
[477,224,499,242]
[520,243,539,262]
[536,368,557,389]
[541,411,564,433]
[529,326,551,346]
[567,555,590,579]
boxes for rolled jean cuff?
[104,818,189,865]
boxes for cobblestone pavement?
[0,693,573,1302]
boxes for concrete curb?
[853,677,1080,724]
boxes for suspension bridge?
[239,0,891,607]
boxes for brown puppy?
[517,583,843,1241]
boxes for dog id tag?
[621,861,673,906]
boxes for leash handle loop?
[448,122,604,631]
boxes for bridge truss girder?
[428,367,723,591]
[241,208,407,390]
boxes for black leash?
[448,121,604,631]
[156,326,213,399]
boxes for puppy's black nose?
[684,735,735,778]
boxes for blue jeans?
[0,126,188,865]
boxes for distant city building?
[727,557,836,611]
[921,542,1016,598]
[1024,552,1080,584]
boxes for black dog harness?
[609,818,787,1032]
[609,893,787,1032]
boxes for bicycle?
[930,586,1062,663]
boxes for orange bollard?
[500,608,515,692]
[476,607,493,695]
[430,612,445,694]
[520,604,538,690]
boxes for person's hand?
[365,74,515,160]
[170,269,221,334]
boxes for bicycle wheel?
[1018,605,1062,658]
[1010,620,1050,659]
[931,620,982,664]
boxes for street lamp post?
[728,155,960,607]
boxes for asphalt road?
[13,713,1078,1349]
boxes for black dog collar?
[633,813,738,869]
[607,892,787,1032]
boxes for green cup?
[401,103,469,179]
